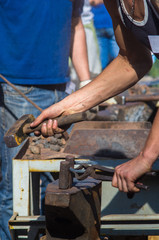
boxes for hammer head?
[4,114,35,148]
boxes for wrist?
[140,150,158,169]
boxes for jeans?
[0,83,67,240]
[96,28,119,70]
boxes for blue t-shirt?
[92,4,113,29]
[0,0,83,85]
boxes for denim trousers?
[0,83,67,240]
[96,27,119,70]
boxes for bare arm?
[112,109,159,193]
[31,1,152,124]
[31,1,158,187]
[70,16,90,81]
[53,0,152,114]
[104,0,159,193]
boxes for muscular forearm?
[59,54,143,113]
[141,109,159,166]
[71,18,90,81]
[112,107,159,193]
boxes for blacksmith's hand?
[30,103,65,137]
[112,152,152,193]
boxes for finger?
[52,120,64,133]
[30,107,57,127]
[30,111,47,127]
[41,122,50,137]
[128,182,140,193]
[122,177,129,193]
[47,119,54,136]
[113,166,123,191]
[34,130,41,136]
[52,119,58,129]
[54,127,64,134]
[112,172,118,188]
[112,171,123,191]
[116,174,123,192]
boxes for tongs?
[70,164,158,192]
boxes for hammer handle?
[23,112,88,134]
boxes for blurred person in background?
[70,0,102,91]
[91,0,119,69]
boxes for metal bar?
[101,214,159,221]
[59,161,73,189]
[125,95,159,103]
[100,224,159,236]
[0,74,43,112]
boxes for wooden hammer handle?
[23,112,88,134]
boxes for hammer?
[4,111,95,148]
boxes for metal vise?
[42,157,102,240]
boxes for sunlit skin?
[121,0,159,19]
[151,0,159,13]
[31,0,159,193]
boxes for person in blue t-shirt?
[0,1,90,239]
[91,0,119,69]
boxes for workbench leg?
[30,172,40,215]
[13,160,30,216]
[28,226,41,240]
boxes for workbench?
[10,121,159,239]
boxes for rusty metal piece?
[65,155,75,187]
[117,103,154,122]
[116,94,159,104]
[45,177,101,240]
[66,155,75,166]
[64,121,151,159]
[59,161,73,189]
[98,102,153,122]
[128,84,151,95]
[71,121,151,131]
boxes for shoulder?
[103,0,122,29]
[104,0,119,16]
